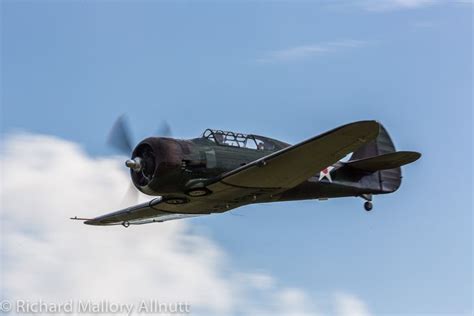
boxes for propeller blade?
[120,182,139,208]
[108,115,134,155]
[157,120,172,137]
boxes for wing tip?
[358,120,380,129]
[70,216,103,225]
[83,219,103,226]
[344,120,380,140]
[344,120,380,130]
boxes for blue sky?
[1,0,472,314]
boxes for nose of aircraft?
[125,157,143,172]
[129,141,158,188]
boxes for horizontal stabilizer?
[345,151,421,172]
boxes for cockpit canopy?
[202,129,287,151]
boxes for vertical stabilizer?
[350,125,402,192]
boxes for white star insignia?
[319,166,335,182]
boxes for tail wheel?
[364,201,373,212]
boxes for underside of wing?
[80,189,261,226]
[82,197,209,226]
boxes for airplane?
[72,119,421,227]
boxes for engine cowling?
[129,137,186,195]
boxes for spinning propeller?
[107,115,172,205]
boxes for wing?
[80,120,380,226]
[80,197,206,226]
[206,120,380,190]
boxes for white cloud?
[334,293,372,316]
[257,40,366,63]
[0,133,371,315]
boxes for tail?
[345,124,421,193]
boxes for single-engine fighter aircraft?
[72,119,420,227]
